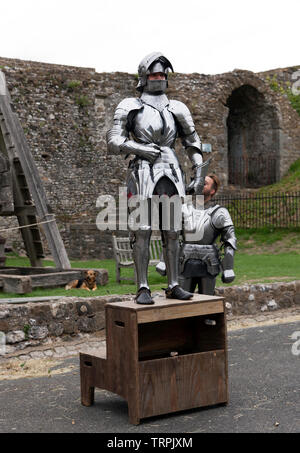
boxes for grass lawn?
[257,158,300,192]
[235,227,300,254]
[1,249,300,298]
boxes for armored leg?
[179,276,193,292]
[198,276,216,295]
[132,228,152,290]
[155,252,166,276]
[161,230,193,300]
[161,230,180,289]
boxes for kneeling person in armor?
[156,174,237,295]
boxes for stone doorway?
[226,85,280,187]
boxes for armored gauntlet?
[186,159,211,195]
[120,141,160,164]
[220,225,237,284]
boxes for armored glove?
[193,164,206,195]
[120,141,160,164]
[221,269,235,284]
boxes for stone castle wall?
[0,57,299,259]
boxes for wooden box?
[80,294,228,425]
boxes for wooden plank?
[105,307,140,424]
[139,350,227,419]
[222,300,230,403]
[80,353,96,407]
[0,270,80,292]
[105,307,137,398]
[106,293,224,311]
[30,270,80,287]
[13,197,44,267]
[137,300,224,323]
[0,266,66,275]
[1,274,32,294]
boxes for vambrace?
[182,132,202,153]
[106,108,129,154]
[220,226,237,283]
[221,225,237,250]
[186,157,211,195]
[221,245,235,284]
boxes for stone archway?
[226,84,280,187]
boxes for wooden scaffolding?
[0,69,71,270]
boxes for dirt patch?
[238,232,300,255]
[245,276,295,283]
[0,358,76,381]
[227,307,300,331]
[227,314,300,331]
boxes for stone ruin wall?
[0,57,299,259]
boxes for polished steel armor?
[156,203,237,295]
[106,52,203,301]
[180,203,237,294]
[107,95,203,200]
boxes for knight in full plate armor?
[156,174,237,295]
[107,52,208,304]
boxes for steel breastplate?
[132,105,177,148]
[183,205,220,245]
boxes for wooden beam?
[1,274,32,294]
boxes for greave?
[132,229,152,290]
[162,231,180,289]
[199,277,216,295]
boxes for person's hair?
[208,173,221,195]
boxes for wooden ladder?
[0,70,71,269]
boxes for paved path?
[0,312,299,433]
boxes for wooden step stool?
[80,294,228,425]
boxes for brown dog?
[65,270,98,291]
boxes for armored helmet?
[136,52,174,93]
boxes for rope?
[0,218,56,233]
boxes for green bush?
[67,80,82,91]
[75,95,90,108]
[289,158,300,174]
[266,73,300,117]
[287,91,300,116]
